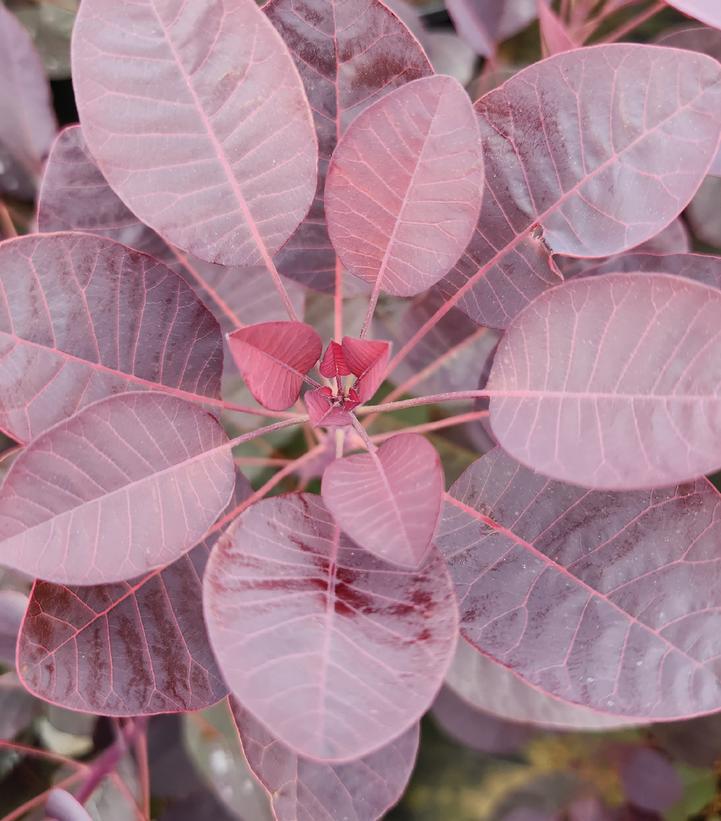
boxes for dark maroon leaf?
[666,1,721,30]
[488,273,721,489]
[620,748,683,812]
[232,699,419,821]
[326,74,484,297]
[439,448,721,720]
[227,321,322,411]
[438,44,721,329]
[204,493,458,760]
[446,0,537,58]
[341,337,390,403]
[46,789,92,821]
[0,589,26,666]
[0,232,224,444]
[264,0,432,291]
[0,392,236,585]
[322,434,444,568]
[72,0,318,267]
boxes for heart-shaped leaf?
[232,699,419,821]
[439,448,721,720]
[666,1,721,30]
[341,337,390,403]
[72,0,318,267]
[319,341,351,379]
[0,232,224,443]
[227,322,322,411]
[322,434,444,567]
[0,392,236,585]
[325,74,484,297]
[203,493,457,760]
[488,272,721,489]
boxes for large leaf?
[15,476,251,716]
[232,700,419,821]
[439,448,721,720]
[437,44,721,329]
[445,0,537,58]
[488,272,721,489]
[0,232,224,444]
[264,0,432,291]
[204,494,457,761]
[322,433,444,568]
[325,74,484,297]
[666,1,721,30]
[0,392,236,585]
[72,0,318,267]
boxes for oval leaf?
[325,74,484,297]
[439,448,721,720]
[322,434,443,568]
[203,493,458,761]
[489,272,721,489]
[0,393,236,585]
[265,0,432,291]
[72,0,318,266]
[232,699,419,821]
[227,321,322,411]
[666,1,721,30]
[0,232,224,444]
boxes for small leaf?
[305,387,357,428]
[325,75,484,297]
[0,393,236,585]
[666,1,721,31]
[341,337,390,403]
[227,322,322,411]
[203,493,457,760]
[319,341,350,379]
[537,0,576,56]
[232,699,419,821]
[322,434,444,568]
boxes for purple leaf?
[0,589,26,667]
[488,272,721,489]
[439,447,721,720]
[72,0,318,267]
[264,0,432,292]
[446,0,537,58]
[0,392,236,585]
[227,322,323,411]
[322,434,444,568]
[0,232,224,444]
[46,789,92,821]
[580,251,721,289]
[687,175,721,247]
[325,75,484,297]
[537,0,577,56]
[620,747,683,812]
[666,1,721,30]
[203,493,458,760]
[341,337,390,403]
[438,44,721,329]
[15,475,251,716]
[0,672,39,740]
[231,699,419,821]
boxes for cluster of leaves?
[4,0,721,818]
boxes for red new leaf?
[232,700,419,821]
[0,393,236,585]
[203,494,457,760]
[666,1,721,30]
[72,0,318,267]
[319,341,350,379]
[0,233,224,444]
[440,448,721,720]
[325,75,484,297]
[445,0,537,58]
[488,273,721,489]
[438,44,721,329]
[227,321,322,411]
[322,434,444,568]
[341,337,390,403]
[305,387,357,428]
[537,0,577,56]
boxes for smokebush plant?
[4,0,721,817]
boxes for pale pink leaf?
[227,321,322,411]
[446,0,537,58]
[665,1,721,30]
[489,272,721,489]
[0,393,236,585]
[341,337,390,403]
[264,0,432,291]
[0,233,224,444]
[439,448,721,720]
[537,0,577,56]
[72,0,318,266]
[203,493,458,760]
[322,434,444,568]
[325,74,484,297]
[232,699,419,821]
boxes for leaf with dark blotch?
[227,322,323,411]
[341,337,390,403]
[488,273,721,489]
[232,699,419,821]
[322,434,444,568]
[325,75,484,297]
[264,0,432,291]
[204,494,458,761]
[0,392,236,585]
[666,1,721,31]
[445,0,537,58]
[437,44,721,329]
[72,0,318,267]
[439,448,721,720]
[0,233,224,444]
